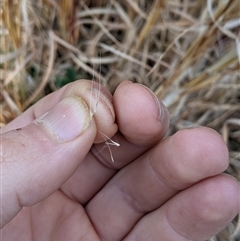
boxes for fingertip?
[165,174,240,240]
[90,93,118,143]
[153,126,229,190]
[197,174,239,223]
[113,81,170,146]
[174,127,229,177]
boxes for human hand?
[1,80,239,241]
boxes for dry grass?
[1,0,239,239]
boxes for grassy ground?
[1,0,239,240]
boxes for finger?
[124,174,240,241]
[86,127,229,241]
[1,91,116,228]
[3,79,117,143]
[60,81,170,203]
[113,81,170,146]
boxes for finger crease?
[119,185,148,214]
[90,145,116,170]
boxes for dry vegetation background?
[1,0,240,240]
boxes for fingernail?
[35,96,91,142]
[137,84,168,122]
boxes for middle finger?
[86,127,228,241]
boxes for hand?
[1,80,239,241]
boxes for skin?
[1,80,240,241]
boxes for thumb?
[1,96,99,228]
